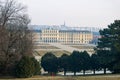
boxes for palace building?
[33,28,93,44]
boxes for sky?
[19,0,120,28]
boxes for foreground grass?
[0,75,120,80]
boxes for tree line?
[41,51,99,76]
[41,20,120,76]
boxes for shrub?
[15,56,35,78]
[31,57,41,75]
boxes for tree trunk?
[3,56,9,75]
[104,68,106,74]
[74,71,76,76]
[64,70,66,76]
[83,70,85,75]
[93,69,95,75]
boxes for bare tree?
[0,0,33,74]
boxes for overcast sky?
[19,0,120,27]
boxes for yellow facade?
[34,29,93,44]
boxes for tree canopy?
[59,53,70,76]
[81,51,91,75]
[90,54,100,74]
[97,20,120,73]
[41,52,58,75]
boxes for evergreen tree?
[59,54,69,76]
[15,56,35,78]
[90,54,100,74]
[97,20,120,73]
[41,52,58,75]
[69,51,82,76]
[31,57,41,75]
[81,51,91,75]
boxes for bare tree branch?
[0,0,33,74]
